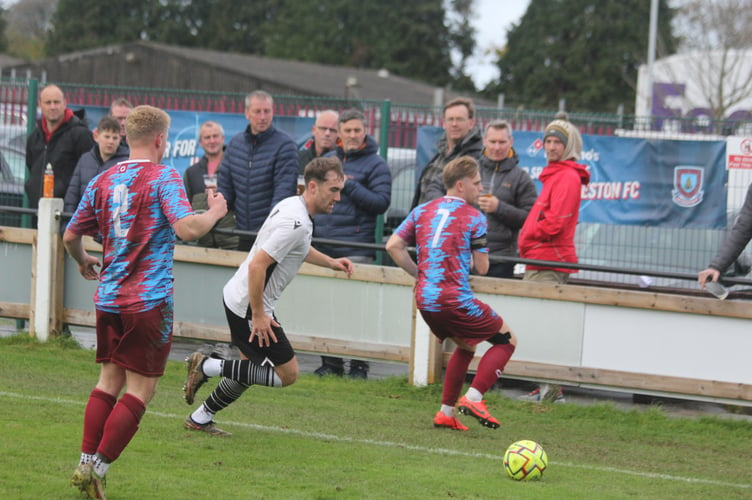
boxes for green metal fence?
[2,78,750,289]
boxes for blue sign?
[81,106,314,176]
[416,126,727,229]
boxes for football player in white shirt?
[182,157,354,435]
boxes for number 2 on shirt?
[112,184,129,238]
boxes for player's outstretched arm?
[386,233,417,279]
[305,247,354,278]
[173,191,228,242]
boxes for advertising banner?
[416,126,727,228]
[81,106,314,176]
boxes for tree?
[259,0,453,85]
[486,0,677,113]
[446,0,477,92]
[42,0,456,87]
[45,0,163,56]
[150,0,279,55]
[3,0,57,60]
[0,7,8,54]
[669,0,752,120]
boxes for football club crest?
[672,166,704,207]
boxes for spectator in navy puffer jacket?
[218,90,299,251]
[312,108,391,379]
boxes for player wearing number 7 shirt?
[386,155,518,431]
[63,105,228,499]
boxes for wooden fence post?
[409,303,443,386]
[30,198,64,341]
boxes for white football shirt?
[223,196,313,317]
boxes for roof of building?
[147,42,493,106]
[7,41,492,107]
[0,54,23,69]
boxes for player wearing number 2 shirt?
[64,105,228,499]
[67,159,193,313]
[387,155,519,432]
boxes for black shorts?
[223,300,295,366]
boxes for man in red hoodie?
[517,118,590,403]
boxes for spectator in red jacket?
[517,118,590,404]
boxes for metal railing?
[3,77,752,289]
[3,202,745,297]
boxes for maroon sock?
[81,389,117,455]
[472,344,516,395]
[97,393,146,463]
[442,348,474,406]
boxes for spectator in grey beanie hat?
[543,119,582,161]
[518,115,589,406]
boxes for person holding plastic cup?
[698,186,752,299]
[183,121,238,249]
[478,120,537,279]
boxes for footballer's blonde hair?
[125,105,170,144]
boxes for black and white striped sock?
[201,378,250,416]
[221,359,281,386]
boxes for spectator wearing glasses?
[411,97,483,207]
[298,110,339,175]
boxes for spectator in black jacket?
[477,120,537,278]
[25,84,94,214]
[698,183,752,290]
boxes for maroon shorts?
[419,299,504,347]
[95,300,174,377]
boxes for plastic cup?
[203,174,217,190]
[704,281,729,300]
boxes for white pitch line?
[3,391,750,490]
